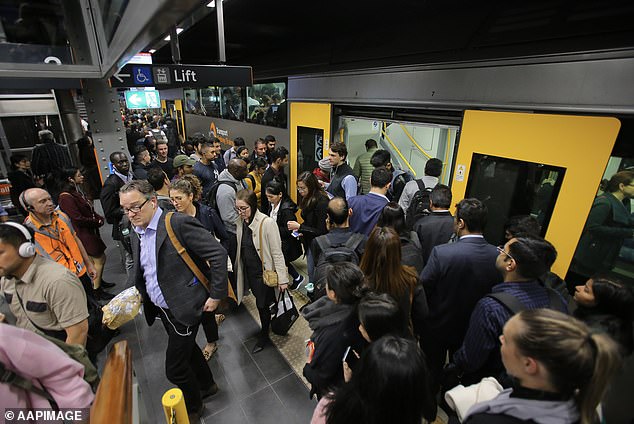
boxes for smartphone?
[342,346,359,368]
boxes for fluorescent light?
[164,28,184,41]
[149,49,156,54]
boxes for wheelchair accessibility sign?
[133,66,153,85]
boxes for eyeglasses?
[123,198,149,214]
[496,245,515,262]
[235,206,250,213]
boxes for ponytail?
[514,309,622,424]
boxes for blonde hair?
[514,309,622,424]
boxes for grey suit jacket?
[129,210,228,326]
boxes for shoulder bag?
[259,218,279,287]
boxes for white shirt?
[270,201,281,221]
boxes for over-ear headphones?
[19,191,33,211]
[1,222,36,258]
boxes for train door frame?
[452,110,621,277]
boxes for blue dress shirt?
[135,207,168,308]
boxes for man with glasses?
[120,180,228,420]
[447,234,567,387]
[419,198,501,401]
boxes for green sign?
[124,90,161,109]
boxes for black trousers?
[200,311,219,343]
[159,308,215,413]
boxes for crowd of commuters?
[1,116,632,424]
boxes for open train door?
[451,110,620,277]
[289,102,332,202]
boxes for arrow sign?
[113,71,131,83]
[128,93,142,106]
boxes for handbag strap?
[165,212,210,292]
[258,218,266,269]
[14,288,67,341]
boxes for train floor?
[96,218,318,424]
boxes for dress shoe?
[252,335,271,354]
[200,382,219,400]
[187,405,205,424]
[99,280,116,289]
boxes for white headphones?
[1,222,36,258]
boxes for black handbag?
[271,290,299,336]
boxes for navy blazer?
[420,236,501,346]
[348,192,389,236]
[129,210,228,327]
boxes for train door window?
[297,126,324,176]
[246,82,287,128]
[566,155,634,291]
[464,153,565,246]
[338,117,458,187]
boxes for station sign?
[124,90,161,109]
[110,63,252,88]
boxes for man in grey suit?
[120,180,228,419]
[419,198,501,397]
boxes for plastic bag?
[102,286,142,330]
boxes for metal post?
[53,89,83,166]
[82,78,127,182]
[170,27,181,65]
[216,0,226,64]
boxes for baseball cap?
[173,155,196,168]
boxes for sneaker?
[304,282,314,293]
[289,275,305,290]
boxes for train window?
[297,126,324,176]
[464,153,565,246]
[184,89,201,114]
[246,82,287,128]
[566,155,634,291]
[339,117,458,191]
[219,87,245,122]
[199,87,221,118]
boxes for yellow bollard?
[162,388,189,424]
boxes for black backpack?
[204,180,237,212]
[405,180,433,229]
[310,233,365,300]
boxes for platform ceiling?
[152,0,634,80]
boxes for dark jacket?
[132,161,154,180]
[8,170,36,216]
[420,236,501,346]
[574,306,633,356]
[31,142,72,178]
[299,194,330,253]
[401,231,424,275]
[272,197,302,263]
[571,193,633,278]
[57,189,106,257]
[414,210,455,263]
[310,227,367,268]
[302,296,365,398]
[260,166,287,213]
[348,192,389,236]
[129,211,228,327]
[100,174,127,241]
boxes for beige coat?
[235,209,289,304]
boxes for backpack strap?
[415,179,426,191]
[344,233,365,251]
[0,361,59,410]
[486,292,526,315]
[315,235,333,255]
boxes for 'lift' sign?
[110,64,252,89]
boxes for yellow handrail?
[399,124,433,160]
[442,129,451,182]
[381,123,416,176]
